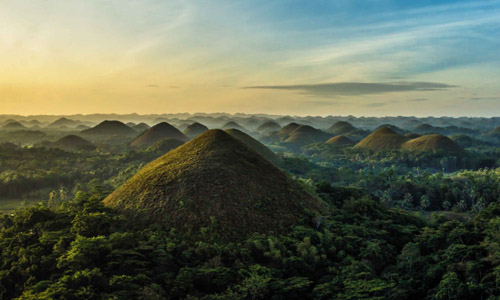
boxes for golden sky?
[1,1,500,116]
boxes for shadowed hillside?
[221,121,246,131]
[145,138,185,154]
[104,129,321,239]
[48,117,80,128]
[183,122,209,138]
[81,120,136,136]
[130,122,188,148]
[225,128,282,165]
[2,121,26,130]
[49,135,96,151]
[284,125,332,148]
[132,123,150,133]
[257,121,282,134]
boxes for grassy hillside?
[104,129,322,239]
[354,127,408,151]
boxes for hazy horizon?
[2,1,500,117]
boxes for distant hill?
[28,120,42,126]
[490,126,500,136]
[2,121,26,130]
[450,134,488,148]
[275,116,295,125]
[2,119,18,126]
[3,130,47,146]
[225,129,281,165]
[414,123,442,134]
[132,123,150,133]
[130,122,188,148]
[401,134,463,152]
[75,124,90,130]
[375,124,406,135]
[183,122,209,138]
[284,125,332,148]
[326,121,356,135]
[48,117,80,128]
[260,122,301,144]
[354,127,408,151]
[243,117,262,130]
[403,119,422,129]
[277,123,301,138]
[405,133,421,140]
[145,138,185,154]
[50,135,96,151]
[257,121,282,134]
[221,121,246,131]
[104,129,322,239]
[81,120,136,136]
[325,135,355,147]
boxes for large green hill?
[104,129,321,239]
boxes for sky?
[1,0,500,117]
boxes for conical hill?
[104,130,321,239]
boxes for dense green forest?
[1,114,500,299]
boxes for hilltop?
[277,123,301,138]
[375,124,406,135]
[81,120,136,136]
[48,117,80,128]
[414,123,441,134]
[104,130,321,239]
[50,135,96,152]
[132,123,150,133]
[326,121,356,135]
[2,121,26,130]
[221,121,246,131]
[257,121,282,134]
[183,122,209,138]
[130,122,188,148]
[354,127,408,151]
[325,135,355,147]
[401,134,463,152]
[284,125,331,148]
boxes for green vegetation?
[2,114,500,298]
[325,135,354,147]
[401,134,463,152]
[354,127,408,151]
[105,130,321,239]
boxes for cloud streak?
[244,81,456,97]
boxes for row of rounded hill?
[2,114,499,153]
[37,119,465,153]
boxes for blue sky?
[0,0,499,116]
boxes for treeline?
[0,147,156,198]
[2,184,500,299]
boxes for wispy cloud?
[458,97,500,101]
[244,81,456,97]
